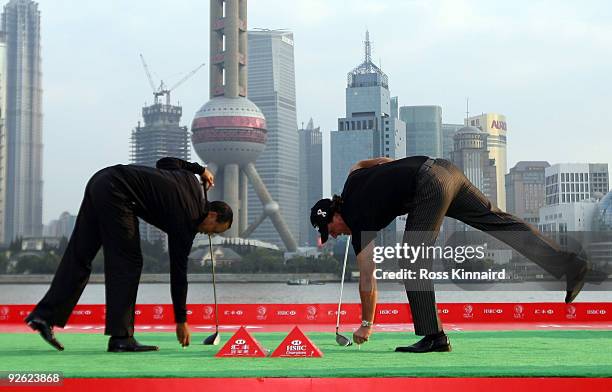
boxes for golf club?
[335,235,353,346]
[202,182,221,345]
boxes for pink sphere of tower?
[191,96,267,166]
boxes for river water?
[1,282,610,304]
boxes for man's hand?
[176,322,191,347]
[357,242,378,339]
[353,325,373,345]
[201,169,215,190]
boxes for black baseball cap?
[310,198,334,243]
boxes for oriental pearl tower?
[191,0,297,251]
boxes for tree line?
[1,238,350,275]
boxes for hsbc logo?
[277,310,297,316]
[534,309,554,315]
[587,309,607,315]
[224,310,244,316]
[328,310,347,316]
[235,339,246,345]
[287,339,307,351]
[73,310,92,316]
[437,308,450,314]
[379,309,399,315]
[484,308,503,314]
[491,120,507,131]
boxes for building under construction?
[130,55,203,244]
[130,102,191,244]
[131,103,190,168]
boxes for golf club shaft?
[336,235,351,330]
[202,181,220,334]
[208,234,219,333]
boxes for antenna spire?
[365,30,372,64]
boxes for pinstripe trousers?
[402,158,574,336]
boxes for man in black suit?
[25,157,232,352]
[311,156,592,353]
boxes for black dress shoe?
[24,315,64,351]
[107,336,159,352]
[565,258,589,304]
[395,334,451,353]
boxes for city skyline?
[20,0,612,223]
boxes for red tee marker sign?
[270,326,323,357]
[215,326,268,357]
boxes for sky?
[34,0,612,223]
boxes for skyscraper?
[441,123,462,160]
[330,31,406,241]
[43,211,76,239]
[132,104,190,169]
[400,105,442,158]
[298,118,322,247]
[0,31,7,244]
[131,101,190,243]
[331,31,405,196]
[451,125,497,203]
[505,161,549,225]
[390,96,398,119]
[466,113,507,210]
[2,0,43,243]
[446,125,497,236]
[247,29,299,246]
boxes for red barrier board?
[2,377,611,392]
[1,302,610,325]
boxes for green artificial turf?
[1,330,611,378]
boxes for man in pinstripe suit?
[310,156,591,353]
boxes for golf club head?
[336,333,353,347]
[203,332,221,345]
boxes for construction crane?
[139,53,206,105]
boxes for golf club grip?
[337,235,351,328]
[202,177,209,203]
